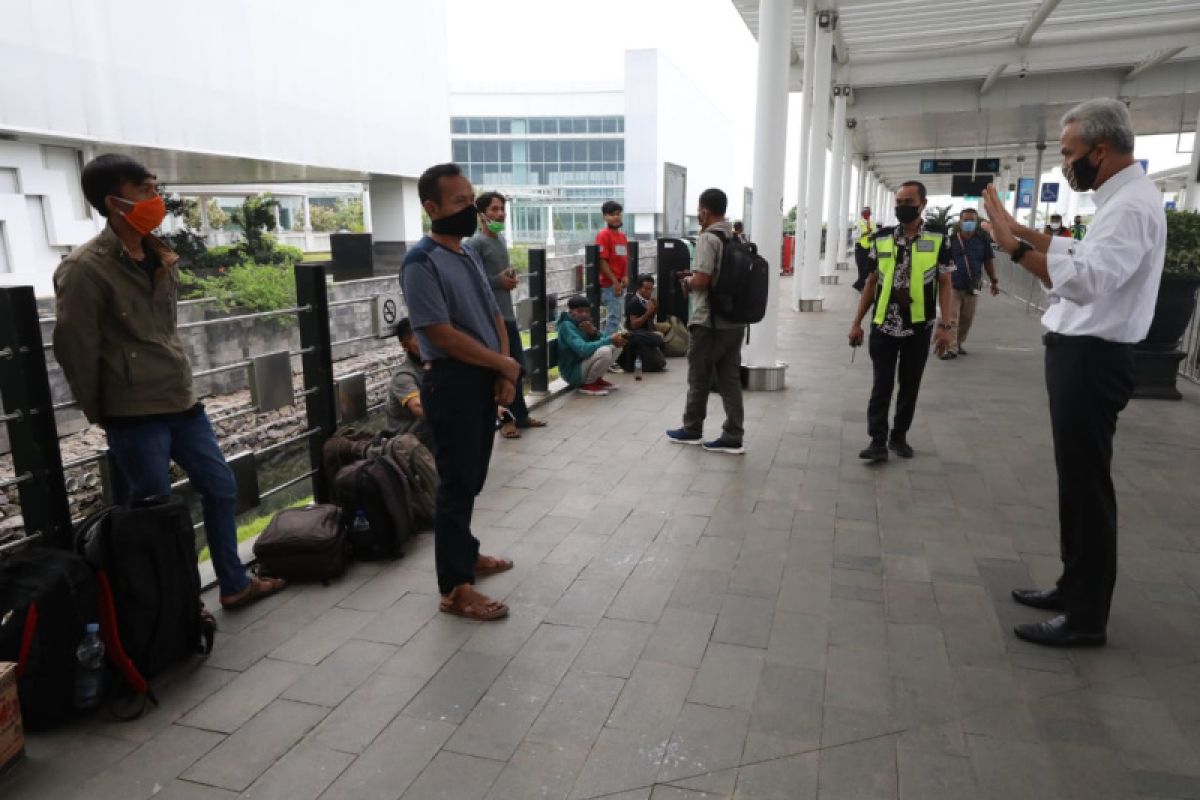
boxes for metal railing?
[1,244,652,556]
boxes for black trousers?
[867,326,932,446]
[502,319,531,425]
[1045,333,1134,631]
[421,360,496,595]
[853,245,872,291]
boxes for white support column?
[362,185,373,234]
[1185,107,1200,212]
[855,156,868,221]
[1028,143,1046,228]
[301,194,314,252]
[864,171,876,218]
[743,0,792,371]
[836,134,854,266]
[1000,166,1012,208]
[797,10,832,312]
[792,3,817,280]
[198,194,211,234]
[821,87,848,281]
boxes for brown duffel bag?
[254,504,347,583]
[321,426,375,504]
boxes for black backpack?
[254,505,348,584]
[0,547,98,730]
[75,497,213,682]
[708,230,769,325]
[334,456,414,560]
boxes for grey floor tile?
[897,748,976,800]
[444,674,555,761]
[237,740,353,800]
[658,703,749,783]
[402,750,504,800]
[178,658,311,734]
[281,639,396,707]
[748,663,823,752]
[181,700,328,792]
[688,643,764,712]
[711,594,774,649]
[484,740,589,800]
[568,727,668,800]
[574,618,655,678]
[319,715,456,800]
[354,592,441,646]
[643,609,718,669]
[733,753,819,800]
[608,575,678,623]
[544,573,628,628]
[404,649,510,724]
[609,660,696,736]
[69,724,224,800]
[765,612,827,670]
[268,607,377,665]
[308,671,428,754]
[502,622,591,686]
[817,735,899,800]
[527,671,626,750]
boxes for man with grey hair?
[983,98,1166,648]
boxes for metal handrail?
[0,532,43,555]
[255,427,321,458]
[0,472,32,490]
[261,469,318,500]
[177,305,312,330]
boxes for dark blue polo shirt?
[948,231,995,292]
[400,237,501,362]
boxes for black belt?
[1042,332,1131,348]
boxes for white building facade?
[0,0,452,294]
[449,50,740,243]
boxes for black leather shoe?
[1013,615,1105,648]
[1011,586,1065,611]
[858,444,888,463]
[888,437,914,459]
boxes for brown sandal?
[500,422,521,439]
[440,584,508,621]
[518,418,548,429]
[475,554,514,577]
[220,576,286,611]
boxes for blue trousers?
[105,409,249,596]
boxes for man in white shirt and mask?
[983,98,1166,648]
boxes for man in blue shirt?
[401,163,520,622]
[943,208,999,359]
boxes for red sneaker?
[595,378,620,391]
[578,382,609,396]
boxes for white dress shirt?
[1042,163,1166,342]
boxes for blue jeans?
[601,286,623,336]
[104,409,250,596]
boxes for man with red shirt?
[596,200,629,342]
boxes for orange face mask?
[113,195,167,236]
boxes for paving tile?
[318,715,455,800]
[733,753,819,799]
[747,663,823,755]
[544,573,628,628]
[444,673,555,761]
[527,670,626,750]
[568,727,668,800]
[669,569,732,615]
[70,724,225,800]
[711,594,774,649]
[308,671,428,754]
[896,748,976,800]
[461,602,550,657]
[179,658,312,734]
[688,643,764,712]
[91,664,238,745]
[402,750,504,800]
[268,607,377,665]
[484,740,589,800]
[609,659,696,736]
[353,592,441,646]
[3,731,139,799]
[181,700,328,792]
[967,735,1064,800]
[404,649,510,724]
[607,575,678,623]
[502,622,591,686]
[658,703,749,783]
[141,782,238,800]
[817,735,899,800]
[643,609,718,669]
[376,613,477,680]
[237,740,353,800]
[765,612,827,670]
[281,639,396,707]
[573,617,655,678]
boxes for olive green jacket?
[53,226,196,424]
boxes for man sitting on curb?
[557,295,628,396]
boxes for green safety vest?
[873,233,943,326]
[857,219,873,249]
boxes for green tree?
[782,205,797,235]
[231,194,280,263]
[309,198,365,233]
[924,204,954,229]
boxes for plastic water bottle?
[74,623,105,710]
[634,356,643,381]
[352,509,371,536]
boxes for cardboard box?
[0,662,24,777]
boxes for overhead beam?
[1127,47,1186,81]
[1016,0,1064,46]
[980,64,1007,95]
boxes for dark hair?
[699,188,728,216]
[418,163,463,204]
[394,318,414,341]
[567,294,590,310]
[601,200,623,215]
[959,208,979,217]
[898,180,927,202]
[638,274,655,286]
[475,191,506,214]
[81,154,155,217]
[732,221,744,232]
[1050,213,1063,220]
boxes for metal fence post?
[0,287,72,548]
[585,244,601,323]
[528,248,549,393]
[295,264,337,503]
[627,241,639,298]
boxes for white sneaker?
[609,364,625,374]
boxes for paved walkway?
[7,275,1200,800]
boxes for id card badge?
[616,244,627,257]
[916,240,935,252]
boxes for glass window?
[574,141,589,160]
[499,119,511,134]
[617,118,625,132]
[602,141,617,161]
[588,141,604,161]
[573,119,588,133]
[557,118,573,133]
[452,141,468,162]
[469,119,484,134]
[482,119,498,134]
[544,141,559,161]
[529,141,543,162]
[469,141,485,161]
[529,119,543,134]
[542,118,558,134]
[602,118,617,133]
[588,118,603,133]
[451,119,467,134]
[511,119,527,135]
[483,141,499,161]
[500,141,512,162]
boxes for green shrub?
[186,260,297,323]
[510,246,529,272]
[1165,210,1200,276]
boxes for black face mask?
[894,205,921,225]
[1065,149,1101,193]
[431,203,478,237]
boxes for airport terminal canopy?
[733,0,1200,194]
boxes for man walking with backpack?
[666,188,746,454]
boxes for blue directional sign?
[1166,200,1177,210]
[1040,183,1059,203]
